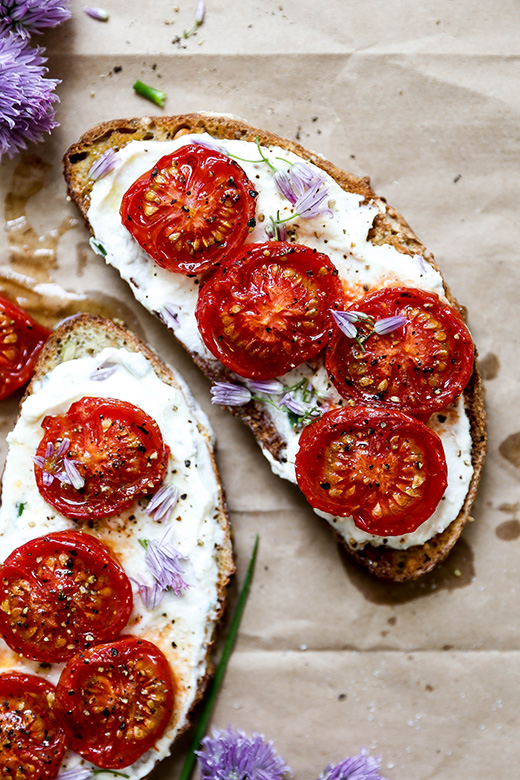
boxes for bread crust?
[63,114,487,582]
[20,312,235,763]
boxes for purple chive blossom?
[146,484,179,522]
[331,310,359,339]
[193,137,222,152]
[415,253,429,273]
[0,34,60,159]
[274,162,332,221]
[248,379,284,395]
[0,0,71,37]
[88,148,118,180]
[55,437,70,457]
[273,170,295,202]
[84,6,109,21]
[197,727,291,780]
[57,770,92,780]
[373,315,408,336]
[144,529,190,596]
[289,162,321,196]
[184,0,205,37]
[63,458,85,490]
[265,219,287,242]
[131,579,165,610]
[319,749,387,780]
[42,470,54,486]
[211,382,252,406]
[280,393,309,416]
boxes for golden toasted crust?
[63,114,487,582]
[24,313,235,742]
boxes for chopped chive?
[178,535,259,780]
[138,538,148,551]
[132,80,166,107]
[89,237,107,257]
[16,502,25,517]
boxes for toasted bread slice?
[0,313,234,775]
[63,114,486,582]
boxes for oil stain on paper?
[1,153,141,330]
[499,432,520,469]
[341,537,475,605]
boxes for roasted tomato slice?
[295,406,448,536]
[55,636,174,768]
[0,531,133,663]
[33,397,169,520]
[0,673,67,780]
[0,295,50,401]
[196,241,344,379]
[120,143,257,275]
[325,287,474,417]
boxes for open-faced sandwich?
[0,313,234,776]
[63,113,486,581]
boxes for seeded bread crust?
[22,313,235,759]
[63,114,487,582]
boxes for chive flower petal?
[211,382,252,406]
[63,458,85,490]
[57,770,93,780]
[146,484,179,522]
[318,749,387,780]
[90,362,118,381]
[161,302,180,329]
[131,579,165,610]
[294,179,333,220]
[0,34,60,158]
[331,310,358,339]
[248,379,284,395]
[144,529,190,596]
[197,727,292,780]
[280,392,308,416]
[84,6,109,21]
[88,148,118,180]
[373,315,408,336]
[0,0,71,37]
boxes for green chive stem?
[178,535,259,780]
[132,80,166,107]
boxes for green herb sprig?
[178,535,259,780]
[132,80,167,107]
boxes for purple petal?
[274,170,297,204]
[32,455,45,469]
[144,529,190,596]
[195,0,205,25]
[161,302,180,329]
[44,441,54,458]
[331,310,358,339]
[319,749,387,780]
[210,382,252,406]
[294,180,333,220]
[289,162,322,197]
[373,315,408,336]
[84,6,109,21]
[42,470,54,486]
[63,458,85,490]
[131,579,165,610]
[249,379,284,395]
[55,438,70,457]
[90,363,118,381]
[197,727,291,780]
[0,0,71,37]
[88,148,118,180]
[146,485,179,522]
[57,769,92,780]
[280,393,308,416]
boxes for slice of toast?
[0,313,234,775]
[63,114,487,582]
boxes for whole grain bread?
[63,114,487,582]
[19,312,235,768]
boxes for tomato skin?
[0,295,50,401]
[120,143,257,275]
[34,396,169,520]
[295,406,448,536]
[0,531,133,663]
[325,287,474,417]
[55,636,175,768]
[196,241,345,379]
[0,672,68,780]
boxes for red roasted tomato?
[295,406,448,537]
[0,295,50,401]
[0,673,68,780]
[55,636,175,768]
[33,397,169,520]
[325,287,474,417]
[196,241,344,379]
[120,143,257,275]
[0,531,133,662]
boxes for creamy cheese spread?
[0,347,226,777]
[88,135,474,551]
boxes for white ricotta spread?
[0,347,226,777]
[87,134,474,551]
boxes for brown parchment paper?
[1,1,520,777]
